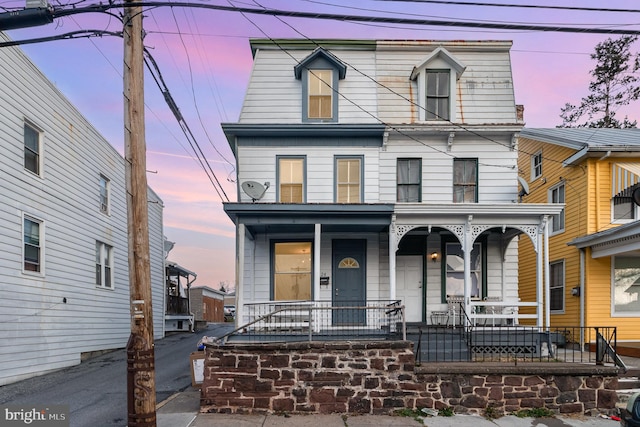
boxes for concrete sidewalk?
[156,390,620,427]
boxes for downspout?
[236,222,245,328]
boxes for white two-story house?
[0,32,166,385]
[222,39,562,332]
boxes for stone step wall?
[200,341,620,416]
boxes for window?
[99,175,110,214]
[273,241,312,301]
[445,242,482,300]
[397,158,421,202]
[24,122,41,175]
[549,183,565,233]
[426,71,450,121]
[453,158,477,203]
[549,260,565,312]
[278,157,305,203]
[23,215,43,273]
[531,151,542,180]
[336,157,362,203]
[612,182,640,222]
[308,69,333,120]
[613,256,640,315]
[96,241,113,289]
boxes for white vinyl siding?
[0,32,166,386]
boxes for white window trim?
[23,120,44,179]
[611,255,640,317]
[531,151,542,180]
[416,69,456,122]
[22,213,45,276]
[99,174,111,215]
[549,260,565,314]
[96,241,114,290]
[548,183,565,235]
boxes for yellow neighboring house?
[518,128,640,346]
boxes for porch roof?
[393,203,563,225]
[223,202,394,234]
[568,220,640,258]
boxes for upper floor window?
[96,241,113,289]
[531,151,542,180]
[611,164,640,223]
[549,260,565,312]
[308,70,333,120]
[426,71,450,121]
[294,47,347,123]
[549,183,565,233]
[99,175,110,214]
[278,156,305,203]
[410,47,466,123]
[23,215,43,274]
[336,156,362,203]
[24,122,41,175]
[453,158,477,203]
[397,158,421,202]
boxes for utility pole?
[123,0,157,425]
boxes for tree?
[559,35,639,128]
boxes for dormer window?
[426,71,450,121]
[295,47,347,123]
[410,47,465,122]
[308,69,333,119]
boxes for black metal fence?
[413,324,623,369]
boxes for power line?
[40,2,640,35]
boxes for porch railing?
[414,324,624,369]
[219,300,405,344]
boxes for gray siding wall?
[0,34,165,385]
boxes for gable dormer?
[294,47,347,123]
[410,47,466,122]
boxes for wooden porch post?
[314,224,321,300]
[544,215,550,329]
[463,215,472,323]
[389,222,396,300]
[536,217,544,328]
[236,222,245,328]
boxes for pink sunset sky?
[4,0,640,290]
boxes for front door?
[332,239,366,325]
[396,255,423,322]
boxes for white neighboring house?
[222,39,562,330]
[0,32,166,385]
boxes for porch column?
[463,216,472,322]
[536,218,544,328]
[389,223,396,300]
[544,215,550,329]
[236,222,245,328]
[314,223,321,301]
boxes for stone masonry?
[200,341,619,416]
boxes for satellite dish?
[633,187,640,207]
[241,181,269,202]
[517,176,530,201]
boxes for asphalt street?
[0,322,233,427]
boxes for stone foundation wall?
[200,341,619,416]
